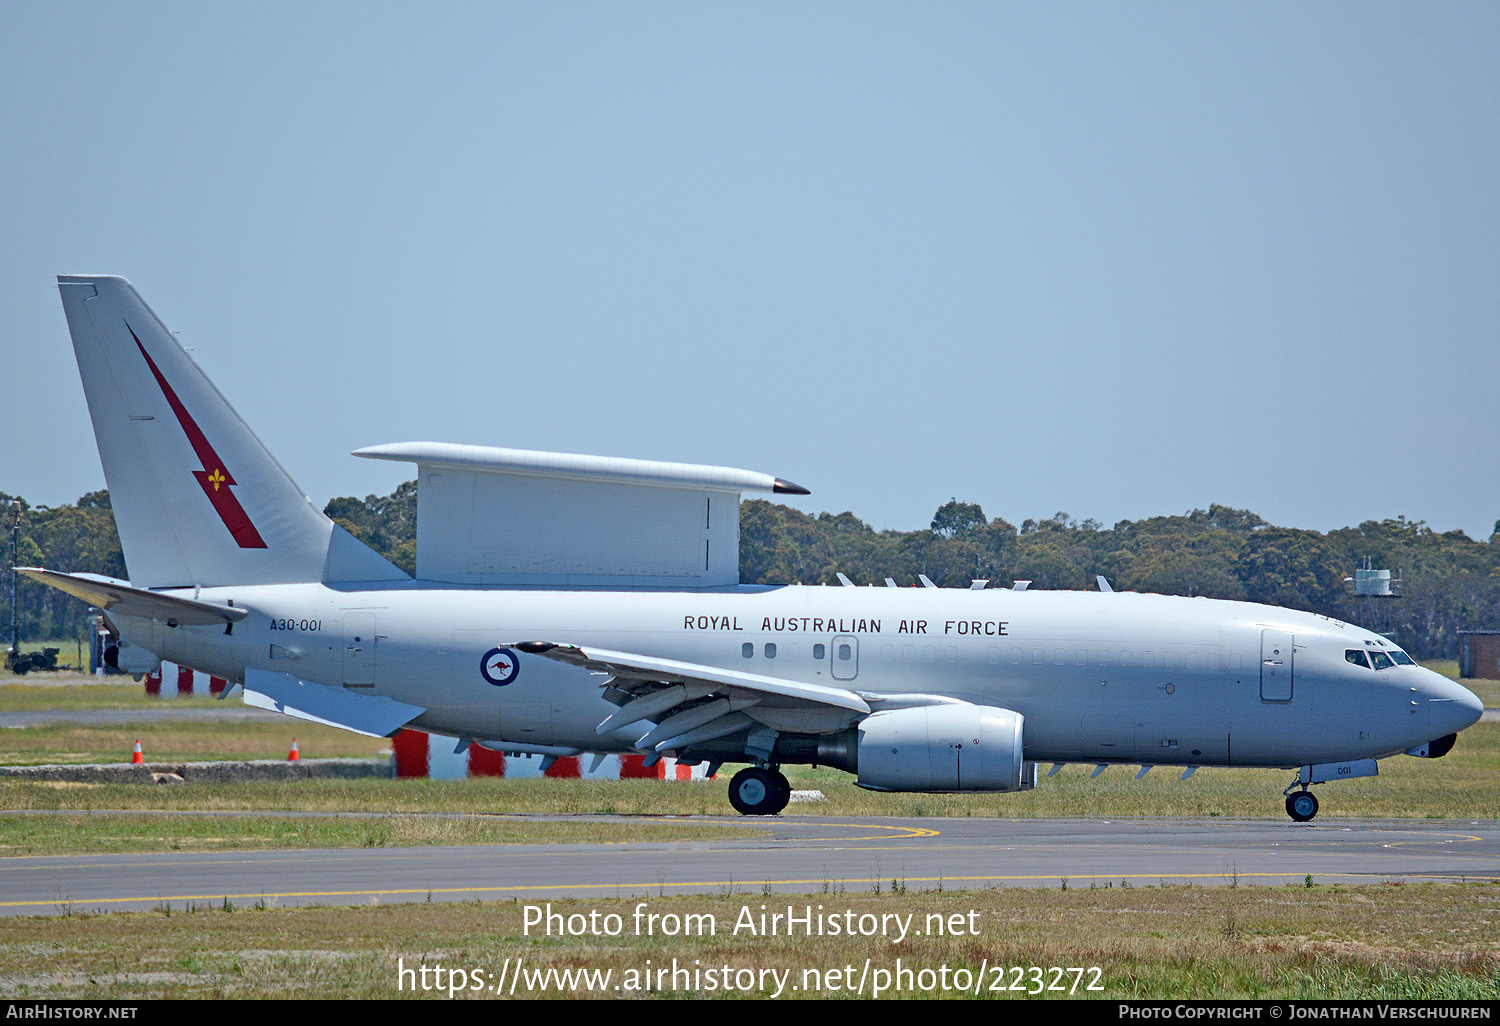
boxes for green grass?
[2,883,1496,999]
[0,639,90,677]
[1,664,1497,822]
[1,681,1495,1000]
[1424,659,1500,708]
[2,720,1496,824]
[783,721,1500,820]
[0,715,389,765]
[0,680,217,712]
[0,812,755,856]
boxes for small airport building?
[1458,631,1500,680]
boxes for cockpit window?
[1345,649,1370,669]
[1370,651,1394,671]
[1389,650,1415,665]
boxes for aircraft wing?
[16,567,249,627]
[242,669,426,738]
[514,642,869,752]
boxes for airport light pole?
[8,500,19,670]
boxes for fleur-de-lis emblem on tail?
[208,468,225,491]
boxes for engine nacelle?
[105,642,161,677]
[855,705,1030,792]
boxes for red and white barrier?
[138,672,714,783]
[136,672,714,786]
[391,730,716,781]
[143,661,228,697]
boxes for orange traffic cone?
[131,740,143,765]
[288,738,299,762]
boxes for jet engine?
[855,705,1033,792]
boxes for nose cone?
[1426,671,1484,738]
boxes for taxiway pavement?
[3,815,1497,915]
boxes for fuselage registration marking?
[269,618,322,632]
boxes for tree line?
[5,486,1498,661]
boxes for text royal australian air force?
[682,614,1010,637]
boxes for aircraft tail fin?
[56,276,407,589]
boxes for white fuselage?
[122,583,1479,769]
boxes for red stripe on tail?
[129,325,267,548]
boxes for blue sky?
[4,3,1498,541]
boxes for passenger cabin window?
[765,643,777,659]
[742,643,753,659]
[813,643,826,660]
[1345,649,1370,669]
[1370,651,1394,671]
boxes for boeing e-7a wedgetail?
[23,276,1483,820]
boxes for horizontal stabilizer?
[242,669,425,738]
[16,568,248,627]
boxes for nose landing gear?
[728,765,791,816]
[1280,758,1377,822]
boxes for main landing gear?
[1284,788,1320,822]
[728,766,791,816]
